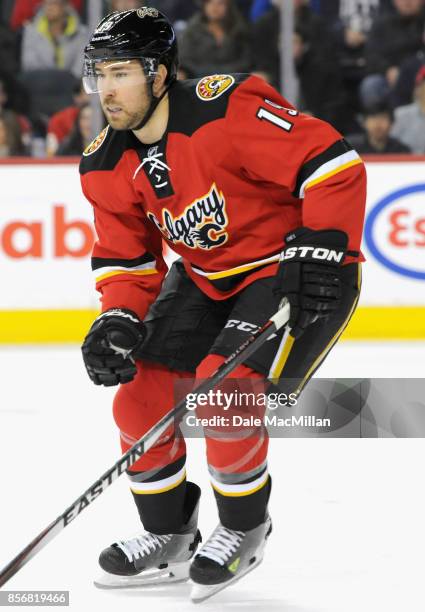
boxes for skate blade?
[190,557,263,603]
[94,561,190,589]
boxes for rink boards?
[0,156,424,341]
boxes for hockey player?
[80,7,366,602]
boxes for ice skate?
[190,515,272,603]
[94,483,202,589]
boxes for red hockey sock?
[196,354,271,530]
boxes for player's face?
[97,60,151,130]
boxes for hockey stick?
[0,300,290,588]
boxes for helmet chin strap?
[132,77,175,132]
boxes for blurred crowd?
[1,0,425,158]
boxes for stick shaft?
[0,302,290,587]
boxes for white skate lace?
[197,526,245,566]
[116,532,172,563]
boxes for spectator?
[320,1,391,134]
[10,0,83,30]
[293,27,356,133]
[234,0,253,21]
[349,104,411,153]
[56,103,92,155]
[0,19,19,75]
[46,79,88,155]
[250,0,272,22]
[0,78,32,146]
[360,0,425,108]
[391,27,425,106]
[1,1,14,24]
[178,0,251,78]
[392,54,425,107]
[0,79,10,111]
[108,0,144,11]
[251,0,327,87]
[0,73,30,116]
[0,112,27,156]
[106,1,197,25]
[317,0,390,27]
[149,1,197,25]
[327,1,381,75]
[21,0,88,78]
[391,65,425,152]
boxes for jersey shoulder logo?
[83,126,109,157]
[196,74,235,101]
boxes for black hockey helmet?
[83,7,178,90]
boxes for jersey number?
[256,107,294,133]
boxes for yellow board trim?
[0,307,424,343]
[211,476,268,497]
[0,310,100,343]
[130,470,186,495]
[305,158,363,191]
[95,268,158,283]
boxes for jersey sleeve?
[82,179,167,320]
[225,76,367,258]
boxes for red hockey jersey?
[80,74,366,320]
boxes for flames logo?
[189,223,227,249]
[196,75,235,101]
[83,126,109,156]
[147,183,229,250]
[137,8,159,18]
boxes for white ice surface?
[0,342,424,612]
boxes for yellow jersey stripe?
[304,158,363,192]
[192,255,280,280]
[96,269,158,283]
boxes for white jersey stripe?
[299,150,361,198]
[93,260,157,279]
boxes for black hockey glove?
[81,308,146,386]
[273,227,348,339]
